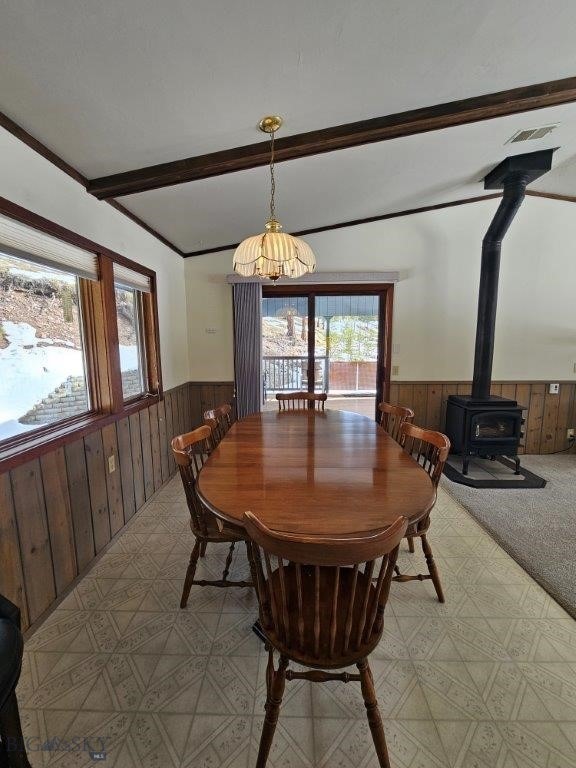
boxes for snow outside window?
[114,285,147,400]
[0,251,90,442]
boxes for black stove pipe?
[471,173,528,400]
[471,148,555,400]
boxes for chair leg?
[256,653,288,768]
[407,536,415,553]
[357,659,390,768]
[180,539,201,609]
[222,541,236,581]
[421,534,445,603]
[0,691,33,768]
[199,541,207,557]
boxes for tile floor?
[17,475,576,768]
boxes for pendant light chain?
[269,130,276,221]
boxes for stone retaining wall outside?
[20,369,141,425]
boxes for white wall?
[0,128,189,389]
[6,123,572,387]
[185,196,576,382]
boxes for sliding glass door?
[261,286,392,419]
[261,294,308,400]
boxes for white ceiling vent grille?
[506,125,558,144]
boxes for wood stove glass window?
[472,413,517,440]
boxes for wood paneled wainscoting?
[0,381,234,632]
[388,381,576,455]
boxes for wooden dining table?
[197,409,436,536]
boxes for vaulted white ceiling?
[2,0,576,253]
[122,104,576,252]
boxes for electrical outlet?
[392,365,399,376]
[108,454,116,474]
[549,383,559,394]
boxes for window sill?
[0,393,161,473]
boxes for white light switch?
[549,383,559,394]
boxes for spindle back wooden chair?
[171,426,251,609]
[203,403,233,446]
[393,422,451,602]
[377,402,415,443]
[276,391,327,411]
[244,511,408,768]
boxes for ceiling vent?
[506,124,558,144]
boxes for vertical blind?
[233,282,262,419]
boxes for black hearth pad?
[443,457,547,489]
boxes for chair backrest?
[276,392,327,411]
[171,426,213,536]
[377,402,415,443]
[399,422,450,488]
[203,403,233,444]
[243,511,407,663]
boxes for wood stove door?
[470,411,521,444]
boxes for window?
[113,262,153,402]
[0,251,90,440]
[0,206,162,458]
[115,286,146,399]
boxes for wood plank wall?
[0,381,234,631]
[388,381,576,455]
[3,376,570,632]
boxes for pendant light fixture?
[233,116,316,281]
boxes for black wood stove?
[445,149,555,477]
[446,394,524,475]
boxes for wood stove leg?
[514,456,521,475]
[462,456,470,476]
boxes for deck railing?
[263,356,378,401]
[263,355,328,394]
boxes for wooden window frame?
[0,196,163,472]
[262,283,394,419]
[114,283,159,405]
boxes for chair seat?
[0,618,23,713]
[259,565,381,668]
[189,515,246,542]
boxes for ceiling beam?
[0,109,185,255]
[184,193,503,257]
[87,76,576,200]
[526,189,576,204]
